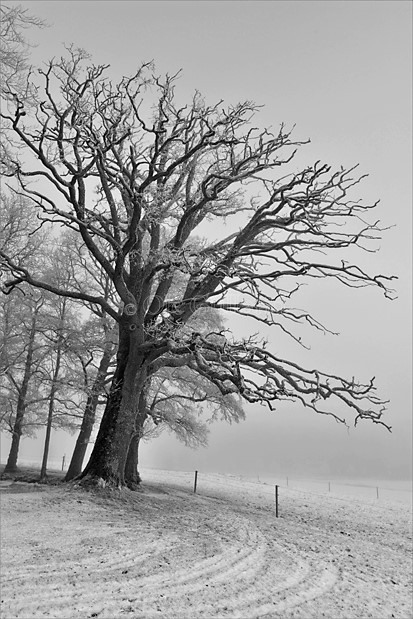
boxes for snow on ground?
[0,469,412,619]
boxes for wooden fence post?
[193,470,198,494]
[275,485,279,518]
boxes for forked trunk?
[124,433,141,490]
[65,346,113,481]
[124,389,148,489]
[80,327,148,487]
[64,394,96,482]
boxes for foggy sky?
[1,0,412,480]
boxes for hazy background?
[1,0,411,481]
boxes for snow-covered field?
[1,469,412,618]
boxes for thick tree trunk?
[80,326,148,487]
[4,398,26,474]
[65,345,114,481]
[4,419,24,474]
[4,308,38,474]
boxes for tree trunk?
[39,333,63,481]
[4,398,26,474]
[124,433,141,490]
[39,396,54,482]
[65,345,114,481]
[80,326,148,487]
[4,307,38,474]
[124,388,148,489]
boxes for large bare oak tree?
[0,52,395,486]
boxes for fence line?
[2,459,410,513]
[209,472,411,500]
[141,467,411,513]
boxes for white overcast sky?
[2,0,412,480]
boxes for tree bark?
[124,433,141,490]
[124,388,148,489]
[4,306,38,474]
[65,344,114,481]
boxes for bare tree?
[1,194,50,473]
[0,52,395,487]
[0,4,45,172]
[64,318,117,481]
[1,290,46,473]
[0,193,47,290]
[51,230,120,481]
[0,3,45,96]
[34,246,90,480]
[38,294,83,481]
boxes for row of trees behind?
[0,202,243,483]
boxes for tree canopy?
[0,50,396,485]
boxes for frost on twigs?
[152,331,391,430]
[0,50,396,484]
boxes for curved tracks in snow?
[1,473,410,618]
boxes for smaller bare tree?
[1,290,47,473]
